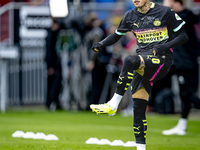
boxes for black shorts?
[131,50,173,95]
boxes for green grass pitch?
[0,109,200,150]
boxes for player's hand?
[92,42,104,52]
[152,49,156,56]
[152,44,165,56]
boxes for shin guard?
[133,98,148,144]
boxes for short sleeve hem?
[115,30,126,35]
[173,21,186,32]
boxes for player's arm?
[153,27,188,55]
[92,12,130,52]
[92,33,123,52]
[153,8,188,55]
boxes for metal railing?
[0,2,49,109]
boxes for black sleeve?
[99,12,132,47]
[100,33,123,46]
[167,8,186,33]
[115,12,131,35]
[163,27,188,49]
[100,12,132,46]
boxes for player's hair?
[173,0,184,6]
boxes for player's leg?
[108,55,144,109]
[162,74,189,135]
[90,54,143,115]
[177,75,191,135]
[162,72,200,135]
[132,87,149,150]
[132,53,171,150]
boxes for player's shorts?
[131,49,173,95]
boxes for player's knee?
[123,55,140,71]
[132,88,149,100]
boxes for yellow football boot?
[90,103,117,116]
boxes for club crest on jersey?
[153,20,161,26]
[175,13,182,20]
